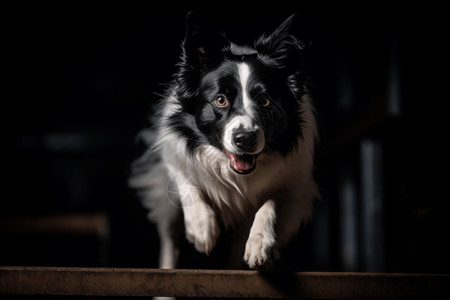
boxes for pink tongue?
[225,152,254,172]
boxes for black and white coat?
[130,12,319,270]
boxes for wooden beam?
[1,267,448,298]
[0,213,109,235]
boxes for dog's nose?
[233,130,256,151]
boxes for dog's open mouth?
[225,151,257,174]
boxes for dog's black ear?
[175,12,230,101]
[254,14,305,71]
[183,12,230,70]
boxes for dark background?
[2,2,448,273]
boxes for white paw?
[244,233,278,269]
[184,203,220,255]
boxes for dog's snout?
[233,130,256,150]
[224,115,264,155]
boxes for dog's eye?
[260,96,270,107]
[215,95,229,108]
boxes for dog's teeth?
[225,151,256,174]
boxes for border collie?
[129,12,318,270]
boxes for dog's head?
[173,12,308,175]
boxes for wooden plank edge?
[1,267,449,299]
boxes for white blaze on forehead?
[238,62,253,116]
[222,62,265,155]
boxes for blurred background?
[2,2,448,273]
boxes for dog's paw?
[244,233,279,269]
[184,203,220,255]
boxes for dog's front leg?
[244,199,278,269]
[176,173,220,255]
